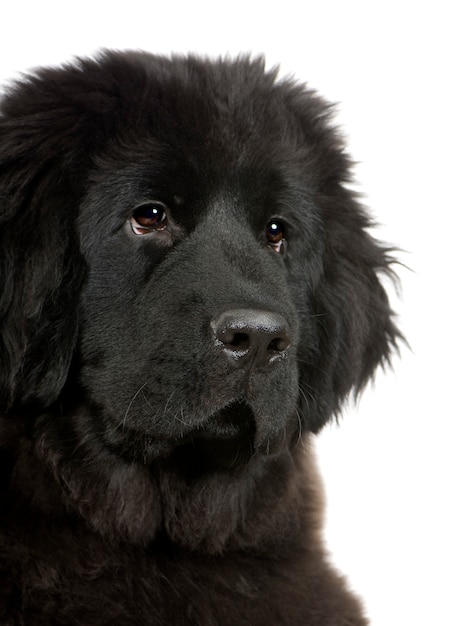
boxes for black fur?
[0,51,400,625]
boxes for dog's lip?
[120,400,248,439]
[117,400,292,463]
[170,401,291,458]
[197,400,254,437]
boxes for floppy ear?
[299,187,402,433]
[0,62,111,412]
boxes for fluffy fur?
[0,51,400,625]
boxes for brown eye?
[266,219,286,252]
[131,201,168,235]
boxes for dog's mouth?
[112,399,294,470]
[196,400,255,440]
[161,399,296,476]
[161,401,257,473]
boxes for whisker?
[162,389,177,417]
[173,406,191,428]
[122,382,148,431]
[294,407,304,447]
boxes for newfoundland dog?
[0,51,400,625]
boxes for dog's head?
[0,52,400,467]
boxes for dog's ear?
[0,60,114,412]
[283,88,403,432]
[298,171,402,432]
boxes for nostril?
[211,309,292,369]
[268,336,290,353]
[228,332,251,349]
[213,327,251,350]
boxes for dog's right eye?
[130,202,168,235]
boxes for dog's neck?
[4,409,316,554]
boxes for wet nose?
[210,308,291,369]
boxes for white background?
[1,2,471,624]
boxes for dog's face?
[0,53,399,474]
[77,152,302,464]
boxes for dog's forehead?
[99,59,307,168]
[85,119,301,222]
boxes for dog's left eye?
[265,220,286,253]
[130,202,168,235]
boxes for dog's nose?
[210,309,291,369]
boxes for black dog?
[0,52,400,625]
